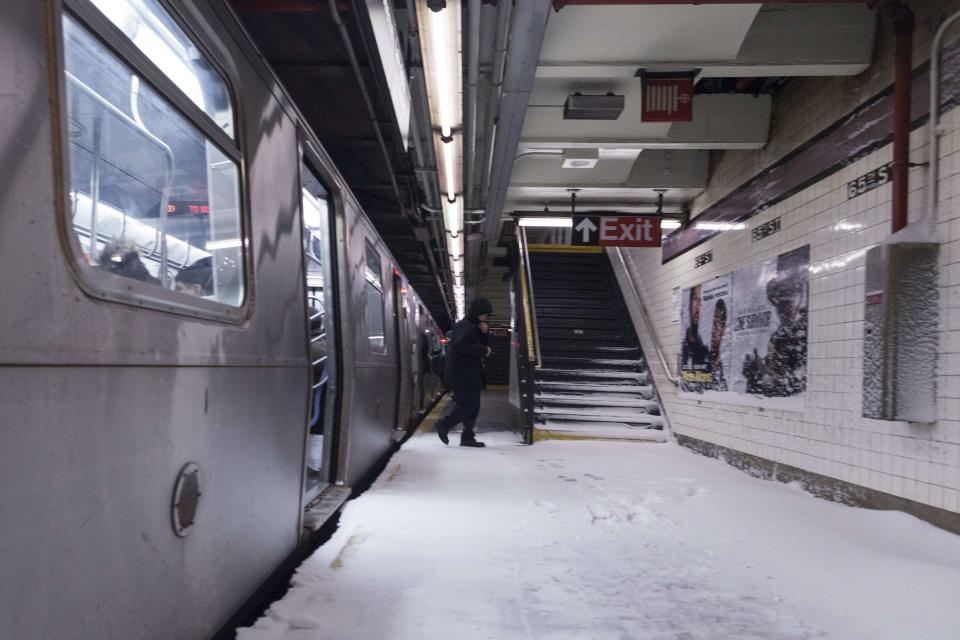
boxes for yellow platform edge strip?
[533,428,668,443]
[417,396,451,434]
[486,384,509,391]
[526,244,603,254]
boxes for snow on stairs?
[529,248,665,442]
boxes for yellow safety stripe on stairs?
[533,428,667,443]
[526,244,603,254]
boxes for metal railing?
[512,231,542,444]
[519,226,542,368]
[611,247,679,386]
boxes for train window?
[61,12,245,308]
[86,0,234,137]
[364,246,386,353]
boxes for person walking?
[436,297,493,447]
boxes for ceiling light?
[694,222,746,231]
[417,0,462,317]
[518,217,573,228]
[442,140,458,202]
[661,220,681,230]
[427,8,457,138]
[561,148,599,169]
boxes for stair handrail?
[611,247,679,386]
[519,226,543,368]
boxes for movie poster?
[679,245,809,411]
[679,275,732,393]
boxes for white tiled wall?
[616,90,960,516]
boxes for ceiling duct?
[563,93,625,120]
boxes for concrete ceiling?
[492,2,876,235]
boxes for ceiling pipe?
[479,0,513,207]
[464,0,481,210]
[876,0,915,234]
[927,7,960,239]
[326,0,406,216]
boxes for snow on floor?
[238,432,960,640]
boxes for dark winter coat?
[445,298,493,394]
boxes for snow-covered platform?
[239,431,960,640]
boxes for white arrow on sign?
[574,217,598,243]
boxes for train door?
[408,301,422,419]
[300,162,338,503]
[392,272,412,429]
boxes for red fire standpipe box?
[641,75,694,122]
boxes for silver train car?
[0,1,445,638]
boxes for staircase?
[528,247,665,441]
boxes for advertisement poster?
[679,275,731,393]
[680,245,809,411]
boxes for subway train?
[0,1,447,638]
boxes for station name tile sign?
[572,215,662,248]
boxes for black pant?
[437,387,481,441]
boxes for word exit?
[572,215,662,248]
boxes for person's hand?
[485,346,492,357]
[479,321,489,334]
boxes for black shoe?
[436,424,450,445]
[460,439,485,448]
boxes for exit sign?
[572,216,662,247]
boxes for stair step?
[536,402,658,417]
[535,382,653,395]
[542,357,642,366]
[537,420,667,441]
[539,328,624,340]
[536,410,662,424]
[533,281,608,291]
[537,309,617,319]
[537,396,659,411]
[538,319,622,331]
[540,359,643,372]
[536,368,648,382]
[539,350,639,360]
[536,391,656,405]
[533,272,607,283]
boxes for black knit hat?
[467,297,493,319]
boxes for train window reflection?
[87,0,234,136]
[62,14,244,307]
[365,246,386,353]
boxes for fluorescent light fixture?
[443,140,458,202]
[518,217,573,227]
[428,7,456,137]
[418,0,463,316]
[661,220,681,230]
[205,238,243,251]
[694,221,746,231]
[832,221,863,232]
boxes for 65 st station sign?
[572,215,662,248]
